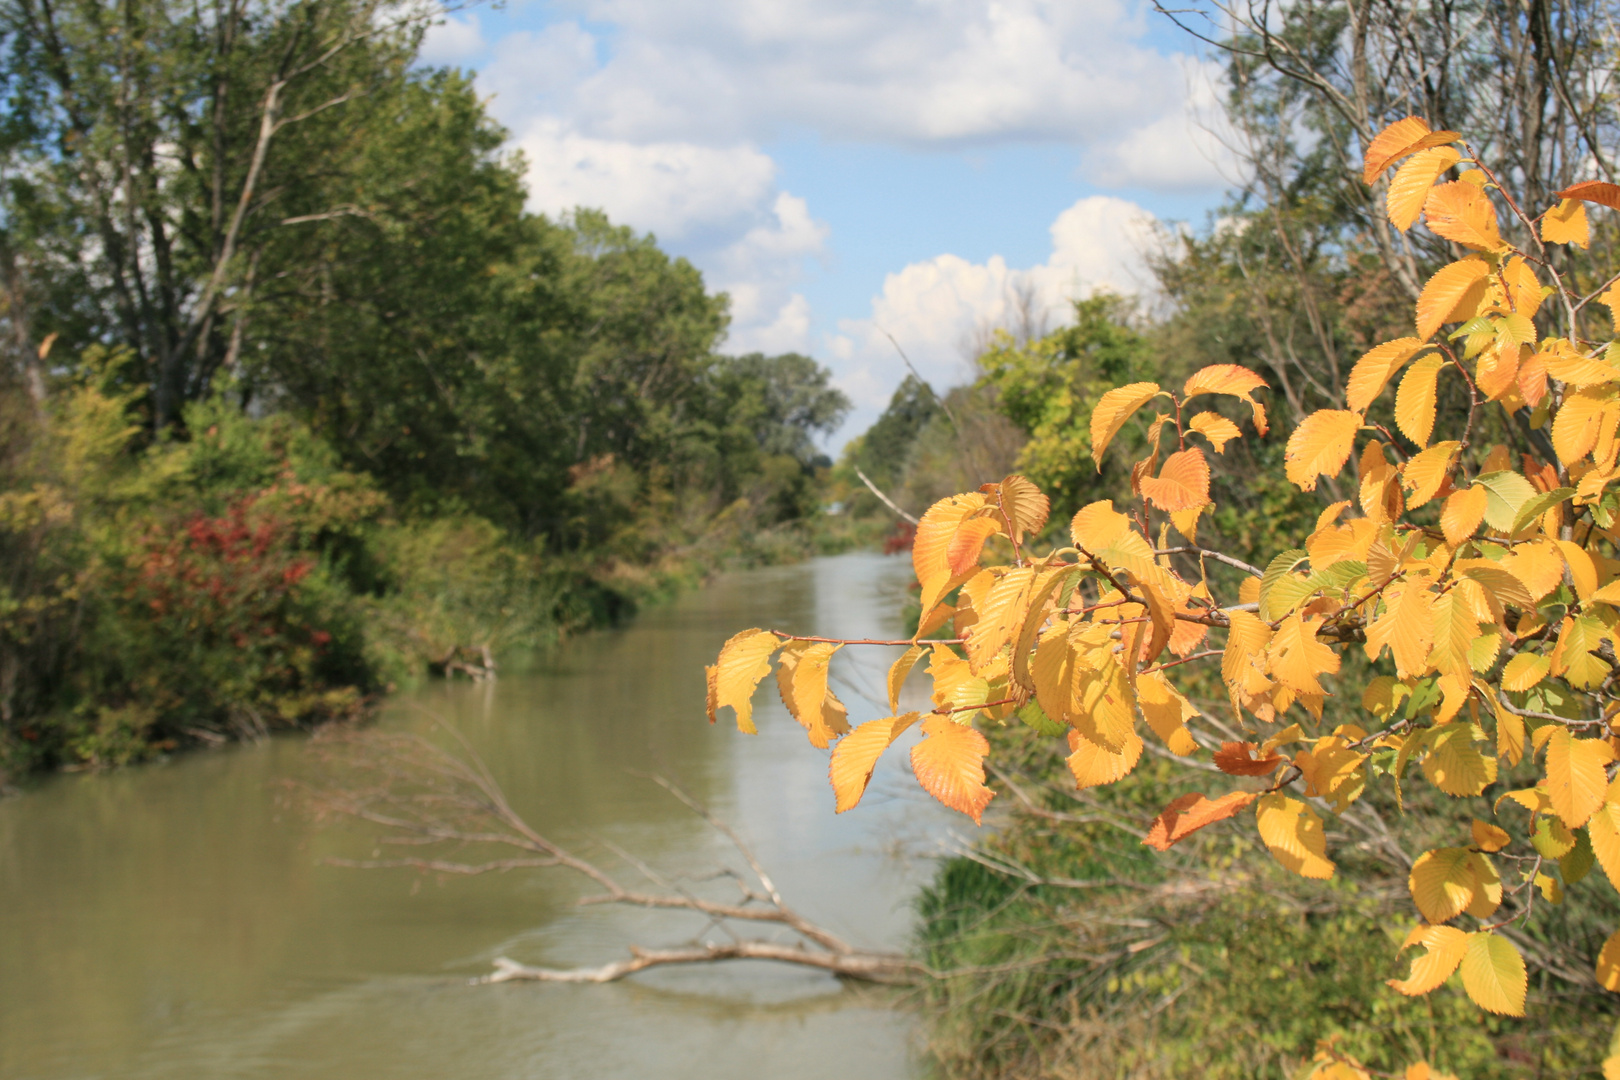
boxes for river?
[0,553,955,1080]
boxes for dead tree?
[297,726,922,985]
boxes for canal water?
[0,553,954,1079]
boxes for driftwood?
[299,725,920,985]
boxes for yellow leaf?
[1066,727,1143,789]
[1402,441,1461,509]
[964,567,1034,672]
[914,493,989,615]
[712,629,782,734]
[1285,410,1362,492]
[1346,338,1427,412]
[1551,613,1613,689]
[947,516,1002,576]
[1396,353,1447,448]
[1137,670,1198,755]
[1546,727,1616,828]
[911,715,995,824]
[1388,146,1462,230]
[1554,387,1617,465]
[1387,923,1469,996]
[1423,181,1506,251]
[1270,613,1339,696]
[1363,116,1460,183]
[1183,363,1267,409]
[1441,485,1488,546]
[1502,257,1543,319]
[1365,578,1437,678]
[1427,590,1481,678]
[1069,499,1130,552]
[1503,539,1565,600]
[1417,257,1491,341]
[1070,651,1136,751]
[1590,803,1620,890]
[1460,932,1527,1016]
[1010,567,1072,691]
[1139,448,1210,512]
[1169,504,1205,543]
[1222,609,1274,688]
[776,641,848,748]
[1188,410,1242,453]
[887,644,927,712]
[1556,539,1599,600]
[1501,652,1549,691]
[1422,723,1497,796]
[1542,197,1591,248]
[1409,846,1481,922]
[1090,382,1161,467]
[1544,348,1620,388]
[992,474,1051,544]
[830,713,921,812]
[1598,927,1620,991]
[1142,790,1257,850]
[1472,819,1511,852]
[1255,792,1335,879]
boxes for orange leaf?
[1214,740,1285,776]
[830,713,921,813]
[1440,485,1487,546]
[1558,180,1620,210]
[911,715,995,824]
[1188,411,1242,453]
[1142,791,1258,851]
[1422,182,1505,251]
[1416,257,1491,341]
[1402,441,1460,509]
[1090,382,1161,468]
[1140,448,1211,511]
[1395,353,1446,448]
[1363,117,1460,184]
[1285,410,1362,491]
[947,516,1001,575]
[1184,363,1267,400]
[1346,338,1427,412]
[1388,146,1461,230]
[993,474,1050,544]
[914,493,990,615]
[711,629,783,734]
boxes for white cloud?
[417,10,486,66]
[1084,58,1239,190]
[830,195,1160,424]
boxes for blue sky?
[419,0,1238,445]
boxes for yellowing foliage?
[706,117,1620,1048]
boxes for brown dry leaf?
[911,715,995,824]
[1559,180,1620,210]
[830,713,921,812]
[1142,791,1258,851]
[1213,740,1284,776]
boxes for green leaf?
[1562,827,1596,885]
[1258,549,1310,620]
[1016,699,1067,737]
[1474,470,1539,532]
[1511,487,1575,533]
[1306,559,1368,597]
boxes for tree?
[706,119,1620,1075]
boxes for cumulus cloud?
[1084,57,1239,190]
[417,9,485,66]
[830,195,1161,425]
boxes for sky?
[417,0,1239,447]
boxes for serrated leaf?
[1513,487,1575,534]
[994,474,1050,544]
[1423,181,1506,251]
[1258,549,1310,620]
[1553,387,1616,465]
[1427,592,1481,679]
[1410,846,1479,923]
[1551,614,1613,689]
[1472,819,1511,852]
[1501,652,1549,691]
[1137,670,1198,755]
[887,644,926,712]
[1069,499,1130,552]
[1542,197,1591,248]
[1441,485,1488,546]
[1214,740,1285,776]
[1544,349,1620,387]
[1422,723,1496,796]
[1188,411,1242,453]
[1388,147,1462,230]
[1270,613,1339,695]
[947,517,1002,576]
[1598,927,1620,991]
[1183,363,1267,401]
[1011,567,1072,691]
[1559,180,1620,210]
[1140,448,1211,511]
[914,493,990,615]
[1016,699,1067,736]
[1347,338,1427,413]
[1460,932,1526,1016]
[1417,257,1491,341]
[1365,578,1437,678]
[830,713,920,812]
[911,715,995,824]
[1546,727,1616,828]
[1255,792,1335,879]
[1589,803,1620,890]
[1286,410,1362,492]
[1403,442,1461,509]
[1066,727,1143,789]
[1142,791,1257,851]
[964,567,1034,673]
[1090,382,1161,467]
[1396,354,1447,448]
[1474,470,1539,531]
[712,629,782,733]
[1363,117,1460,183]
[1387,923,1468,997]
[776,640,847,748]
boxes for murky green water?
[0,553,951,1079]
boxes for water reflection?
[0,553,950,1079]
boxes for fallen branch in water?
[297,725,919,986]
